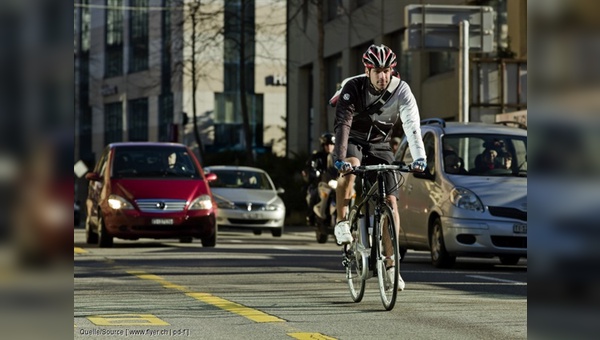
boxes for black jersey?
[333,75,426,162]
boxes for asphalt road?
[74,226,527,340]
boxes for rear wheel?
[377,203,398,311]
[346,208,365,302]
[253,229,262,235]
[97,215,113,248]
[430,218,455,268]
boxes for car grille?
[488,206,527,221]
[136,199,187,213]
[228,219,270,225]
[233,203,266,211]
[491,236,527,248]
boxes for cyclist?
[302,132,336,225]
[332,44,427,291]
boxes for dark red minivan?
[84,142,217,247]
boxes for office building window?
[429,52,455,76]
[161,0,172,91]
[352,41,373,74]
[385,30,411,85]
[105,0,123,77]
[158,93,173,142]
[128,97,148,141]
[326,54,342,94]
[326,0,344,21]
[129,0,149,73]
[104,102,123,144]
[79,0,91,52]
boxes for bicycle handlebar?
[349,163,413,175]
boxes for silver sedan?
[204,166,286,237]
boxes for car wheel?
[85,216,98,245]
[253,229,263,235]
[429,218,455,268]
[201,233,216,247]
[179,237,193,243]
[271,228,283,237]
[499,255,520,265]
[97,214,114,248]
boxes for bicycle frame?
[352,170,388,277]
[342,163,412,310]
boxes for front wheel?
[376,203,399,311]
[430,218,456,268]
[85,216,98,244]
[346,207,365,302]
[271,227,283,237]
[97,214,113,248]
[201,232,216,247]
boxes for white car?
[395,119,527,267]
[204,166,286,237]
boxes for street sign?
[404,5,495,52]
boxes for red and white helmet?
[362,44,397,69]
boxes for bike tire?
[376,203,399,311]
[346,207,366,302]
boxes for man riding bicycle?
[332,44,427,291]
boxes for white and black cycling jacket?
[333,75,427,162]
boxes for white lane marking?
[467,274,526,285]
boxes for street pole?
[459,20,470,123]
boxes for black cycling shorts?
[345,140,399,196]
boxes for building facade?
[286,0,527,155]
[74,0,287,168]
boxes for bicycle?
[340,163,413,311]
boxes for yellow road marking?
[187,293,285,323]
[288,333,337,340]
[127,270,285,323]
[87,314,169,326]
[74,247,87,254]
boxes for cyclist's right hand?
[334,160,352,173]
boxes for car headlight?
[217,201,236,209]
[189,195,213,210]
[450,187,484,212]
[264,204,282,211]
[107,194,134,210]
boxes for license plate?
[152,218,173,225]
[513,223,527,234]
[242,212,263,219]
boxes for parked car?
[204,166,285,237]
[84,142,217,247]
[395,119,527,267]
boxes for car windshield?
[442,134,527,177]
[208,170,273,190]
[111,146,201,178]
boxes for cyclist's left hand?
[411,158,427,172]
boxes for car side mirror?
[205,172,217,182]
[276,187,285,195]
[85,172,101,182]
[413,166,435,180]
